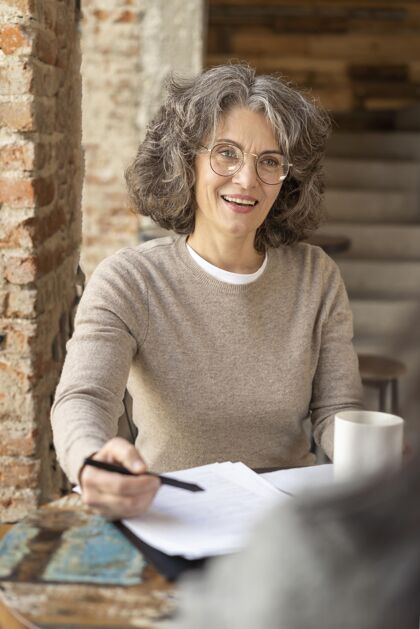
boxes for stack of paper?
[261,463,334,496]
[123,462,287,559]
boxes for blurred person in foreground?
[51,64,362,519]
[167,446,420,629]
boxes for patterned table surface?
[0,494,176,628]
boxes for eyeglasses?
[199,142,292,185]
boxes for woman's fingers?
[99,437,147,473]
[82,479,159,519]
[79,437,161,518]
[82,464,159,494]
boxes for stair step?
[327,131,420,161]
[318,223,420,261]
[323,189,419,223]
[324,158,420,190]
[351,298,420,341]
[337,259,420,299]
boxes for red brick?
[5,285,37,318]
[0,62,33,96]
[0,101,33,131]
[0,179,34,207]
[93,9,110,21]
[0,143,35,171]
[0,489,39,522]
[0,359,32,391]
[1,209,67,249]
[0,24,30,55]
[0,291,7,316]
[2,0,35,16]
[0,458,40,489]
[4,242,69,284]
[0,321,36,354]
[0,430,37,457]
[115,10,138,23]
[4,255,37,283]
[0,177,55,208]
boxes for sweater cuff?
[319,420,334,461]
[64,437,108,485]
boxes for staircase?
[320,130,420,429]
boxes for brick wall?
[80,0,204,277]
[0,0,83,521]
[207,1,420,113]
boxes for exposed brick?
[4,241,70,284]
[0,256,5,288]
[0,0,83,522]
[0,457,40,489]
[0,321,36,354]
[0,429,37,457]
[93,9,110,21]
[0,101,33,131]
[5,285,37,318]
[0,177,55,208]
[0,292,7,316]
[115,10,138,23]
[4,255,37,284]
[0,208,67,250]
[0,142,35,171]
[0,98,55,134]
[0,61,33,96]
[2,0,35,17]
[0,358,32,392]
[0,488,38,522]
[0,24,30,55]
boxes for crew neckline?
[186,243,267,285]
[175,236,272,294]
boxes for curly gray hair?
[126,63,331,250]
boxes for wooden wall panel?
[206,1,420,112]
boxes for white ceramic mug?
[334,410,404,482]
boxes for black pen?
[83,457,204,492]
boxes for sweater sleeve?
[51,250,148,484]
[310,256,363,459]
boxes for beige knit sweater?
[51,235,363,483]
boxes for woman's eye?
[220,149,237,159]
[260,156,280,169]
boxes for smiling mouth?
[221,195,258,207]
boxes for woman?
[51,64,362,518]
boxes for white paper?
[262,464,334,496]
[123,462,286,559]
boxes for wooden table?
[0,494,176,628]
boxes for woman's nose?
[231,155,258,188]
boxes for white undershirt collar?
[186,243,267,285]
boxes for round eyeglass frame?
[199,143,292,185]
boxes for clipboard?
[114,521,208,581]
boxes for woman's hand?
[79,437,161,519]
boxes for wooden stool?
[358,354,406,415]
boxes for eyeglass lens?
[210,143,288,184]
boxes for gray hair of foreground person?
[166,446,420,629]
[125,63,331,252]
